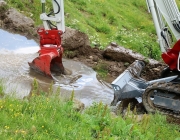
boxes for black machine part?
[142,82,180,118]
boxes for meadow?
[0,80,180,139]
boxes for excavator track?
[142,82,180,118]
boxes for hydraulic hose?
[54,0,60,14]
[47,0,61,29]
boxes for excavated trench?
[0,29,114,106]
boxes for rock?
[0,0,6,6]
[103,42,144,63]
[103,42,160,65]
[89,56,93,59]
[153,68,160,72]
[92,55,99,62]
[0,6,37,41]
[73,98,85,112]
[4,8,34,30]
[62,27,91,55]
[110,42,118,47]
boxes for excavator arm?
[146,0,180,52]
[146,0,180,71]
[40,0,65,31]
[28,0,65,78]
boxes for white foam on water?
[0,29,38,50]
[14,46,39,54]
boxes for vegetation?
[0,80,180,139]
[6,0,180,60]
[93,63,108,80]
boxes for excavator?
[29,0,180,118]
[111,0,180,118]
[28,0,65,78]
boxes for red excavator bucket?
[28,28,64,78]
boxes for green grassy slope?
[5,0,180,60]
[0,80,179,139]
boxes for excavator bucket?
[111,60,178,106]
[111,60,147,106]
[28,28,64,78]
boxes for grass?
[6,0,180,60]
[0,96,180,139]
[93,63,109,80]
[0,79,5,97]
[0,80,180,139]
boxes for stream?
[0,29,114,106]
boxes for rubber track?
[142,82,180,118]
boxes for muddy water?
[0,29,113,106]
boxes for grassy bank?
[0,81,180,139]
[7,0,180,60]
